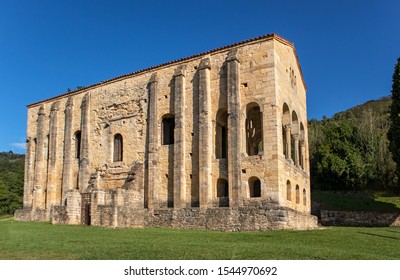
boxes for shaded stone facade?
[15,34,317,230]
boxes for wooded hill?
[0,152,24,215]
[309,96,398,192]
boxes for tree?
[388,58,400,190]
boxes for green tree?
[388,58,400,190]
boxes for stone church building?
[15,34,317,230]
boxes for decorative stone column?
[198,56,212,208]
[32,105,47,209]
[293,133,300,167]
[78,93,90,192]
[147,73,159,209]
[226,49,242,208]
[284,124,291,160]
[62,97,74,204]
[46,101,60,207]
[173,65,186,208]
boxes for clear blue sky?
[1,0,399,153]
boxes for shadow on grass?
[358,232,400,240]
[312,190,400,212]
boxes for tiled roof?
[27,33,305,107]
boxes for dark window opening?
[162,116,175,145]
[217,179,229,207]
[216,108,228,159]
[296,185,300,204]
[113,134,123,162]
[75,131,81,159]
[249,177,261,198]
[246,104,263,156]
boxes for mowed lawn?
[1,217,399,260]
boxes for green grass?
[312,190,400,212]
[1,219,400,260]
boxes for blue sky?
[0,0,399,153]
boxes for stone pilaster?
[23,137,34,208]
[198,56,212,208]
[32,105,47,209]
[62,97,74,203]
[147,73,159,209]
[46,101,60,207]
[226,49,242,208]
[173,65,186,208]
[78,93,90,192]
[300,140,306,170]
[293,134,300,167]
[284,124,291,160]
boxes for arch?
[113,133,123,162]
[291,111,299,162]
[245,102,263,156]
[216,178,229,207]
[74,131,81,159]
[162,114,175,145]
[215,108,228,159]
[249,176,261,198]
[303,188,307,206]
[282,103,291,125]
[282,103,291,158]
[299,122,305,169]
[295,185,300,204]
[286,180,292,201]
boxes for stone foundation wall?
[14,208,48,222]
[86,205,317,231]
[320,210,400,227]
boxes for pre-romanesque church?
[15,34,317,230]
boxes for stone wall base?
[67,205,317,231]
[14,208,48,222]
[15,205,318,231]
[321,210,400,227]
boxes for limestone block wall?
[18,33,315,230]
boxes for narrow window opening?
[75,131,81,159]
[215,108,228,159]
[216,179,229,207]
[246,103,263,156]
[249,177,261,198]
[162,116,175,145]
[295,185,300,204]
[286,180,292,201]
[113,134,123,162]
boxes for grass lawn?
[1,217,399,260]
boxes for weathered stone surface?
[320,210,400,227]
[16,34,316,230]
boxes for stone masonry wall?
[320,210,400,227]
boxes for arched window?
[162,115,175,145]
[300,122,305,169]
[286,180,292,201]
[113,134,123,162]
[246,103,263,156]
[291,111,299,163]
[303,188,307,206]
[249,177,261,198]
[215,108,228,159]
[74,131,81,159]
[216,178,229,207]
[282,103,290,158]
[295,185,300,204]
